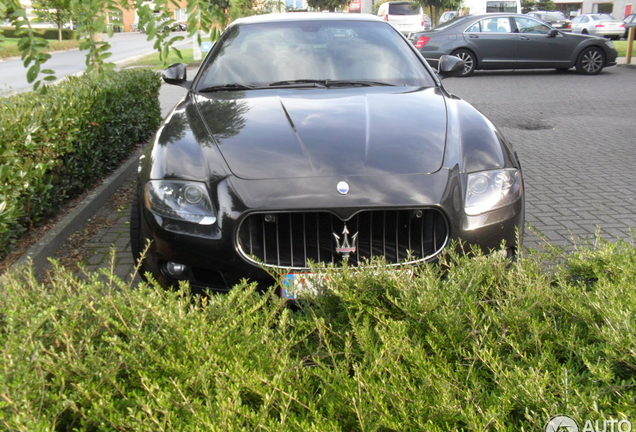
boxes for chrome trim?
[237,209,449,270]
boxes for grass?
[121,47,201,69]
[613,40,634,57]
[1,239,635,430]
[0,37,80,59]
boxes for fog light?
[165,262,186,276]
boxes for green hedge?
[0,26,77,40]
[0,241,634,431]
[0,69,162,260]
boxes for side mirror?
[162,63,190,88]
[437,55,465,79]
[547,29,559,37]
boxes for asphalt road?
[12,64,636,283]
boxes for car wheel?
[451,49,476,77]
[576,47,605,75]
[581,28,589,34]
[130,186,148,281]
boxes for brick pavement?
[47,65,636,280]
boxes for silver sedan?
[571,13,625,40]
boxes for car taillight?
[414,36,430,49]
[567,22,572,28]
[620,23,626,27]
[421,15,425,27]
[383,13,388,21]
[595,24,605,27]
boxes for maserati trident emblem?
[333,225,359,259]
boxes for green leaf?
[26,64,40,83]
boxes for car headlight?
[465,169,522,216]
[144,180,217,225]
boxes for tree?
[418,0,462,26]
[522,0,556,12]
[33,0,77,42]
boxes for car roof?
[231,12,386,26]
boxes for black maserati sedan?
[131,12,524,298]
[409,13,618,76]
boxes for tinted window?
[544,12,566,20]
[196,20,434,90]
[388,3,420,15]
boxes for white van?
[377,1,432,35]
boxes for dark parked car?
[409,13,618,76]
[526,10,572,31]
[131,12,524,297]
[624,13,636,39]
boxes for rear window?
[545,12,566,20]
[592,14,616,20]
[388,3,420,15]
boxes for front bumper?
[139,193,524,293]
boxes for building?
[116,1,189,32]
[553,0,633,18]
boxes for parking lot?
[444,66,636,250]
[38,64,636,281]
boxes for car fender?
[568,38,608,64]
[443,96,518,174]
[147,94,230,183]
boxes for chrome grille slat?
[238,209,448,269]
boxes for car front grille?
[237,209,448,269]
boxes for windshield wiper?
[268,79,397,88]
[268,79,328,88]
[198,83,257,92]
[325,80,396,87]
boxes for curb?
[9,147,143,275]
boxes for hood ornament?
[333,225,359,259]
[337,181,350,195]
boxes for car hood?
[192,87,448,180]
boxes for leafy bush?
[0,69,162,259]
[1,241,634,431]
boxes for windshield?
[195,20,434,91]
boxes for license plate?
[281,273,323,299]
[280,268,413,299]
